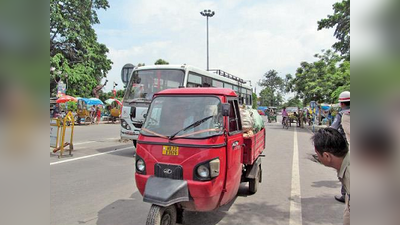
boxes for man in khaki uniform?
[341,111,350,145]
[312,128,350,225]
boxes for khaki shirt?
[341,111,350,145]
[338,152,350,195]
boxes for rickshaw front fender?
[143,176,189,207]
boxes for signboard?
[57,81,66,95]
[121,63,135,86]
[310,101,316,109]
[50,119,59,148]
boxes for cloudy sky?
[94,0,337,96]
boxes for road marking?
[289,127,303,225]
[74,141,96,145]
[50,146,134,166]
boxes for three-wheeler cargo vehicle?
[135,88,265,225]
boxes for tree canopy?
[154,59,169,65]
[50,0,112,97]
[287,49,350,104]
[318,0,350,60]
[258,70,285,106]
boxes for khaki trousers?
[343,195,350,225]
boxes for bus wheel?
[249,165,261,194]
[146,204,177,225]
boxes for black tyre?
[146,204,177,225]
[85,116,91,125]
[133,140,137,148]
[249,166,261,194]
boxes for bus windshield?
[124,69,185,102]
[141,96,224,139]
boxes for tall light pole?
[200,9,215,71]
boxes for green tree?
[287,49,350,104]
[154,59,169,65]
[318,0,350,60]
[283,97,303,108]
[259,70,285,106]
[252,93,257,109]
[50,0,112,97]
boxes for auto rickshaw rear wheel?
[249,165,261,194]
[146,204,177,225]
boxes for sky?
[93,0,337,97]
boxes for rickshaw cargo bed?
[242,128,265,165]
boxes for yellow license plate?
[162,146,179,156]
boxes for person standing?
[90,105,96,123]
[312,128,350,225]
[96,106,101,125]
[330,91,350,203]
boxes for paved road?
[50,117,344,225]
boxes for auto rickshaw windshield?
[141,96,223,138]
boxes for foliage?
[252,93,257,109]
[282,97,303,108]
[67,101,77,112]
[99,89,126,102]
[259,70,285,106]
[318,0,350,60]
[50,0,113,97]
[259,88,283,107]
[154,59,169,65]
[287,49,350,104]
[137,63,146,67]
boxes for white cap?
[338,91,350,102]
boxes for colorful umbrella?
[56,95,77,103]
[87,98,104,105]
[105,98,122,106]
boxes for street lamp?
[200,9,215,71]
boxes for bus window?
[233,85,238,92]
[212,79,223,88]
[224,83,233,90]
[188,73,202,85]
[202,76,212,87]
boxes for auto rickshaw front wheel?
[146,204,177,225]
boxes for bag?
[250,109,264,133]
[240,108,254,132]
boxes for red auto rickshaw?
[135,88,265,225]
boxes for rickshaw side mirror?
[143,113,147,118]
[222,103,230,116]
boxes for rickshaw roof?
[155,88,238,97]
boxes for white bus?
[120,64,253,147]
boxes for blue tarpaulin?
[257,106,268,111]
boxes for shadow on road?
[311,180,341,189]
[301,195,343,225]
[97,191,150,225]
[96,185,290,225]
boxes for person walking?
[281,107,288,125]
[330,91,350,203]
[312,128,350,225]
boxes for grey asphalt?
[50,117,344,225]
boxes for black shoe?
[334,195,345,203]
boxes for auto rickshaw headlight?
[209,158,220,178]
[136,158,145,173]
[197,165,210,178]
[194,158,220,181]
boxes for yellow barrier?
[50,111,75,158]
